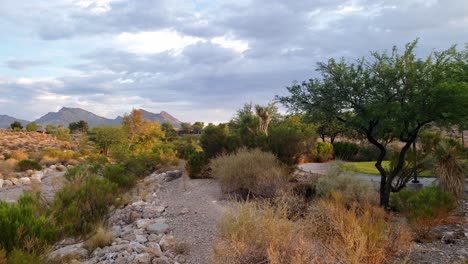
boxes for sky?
[0,0,467,123]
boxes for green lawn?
[343,161,433,177]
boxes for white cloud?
[71,0,126,13]
[211,35,249,53]
[115,30,204,55]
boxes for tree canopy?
[278,40,468,207]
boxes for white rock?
[146,243,162,257]
[18,177,31,185]
[3,180,13,187]
[30,175,42,183]
[10,178,18,185]
[135,235,148,244]
[0,179,3,188]
[159,235,175,251]
[136,219,151,229]
[133,253,151,264]
[56,164,66,171]
[33,171,44,179]
[49,165,56,170]
[48,243,88,261]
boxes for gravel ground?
[157,177,228,264]
[0,170,66,202]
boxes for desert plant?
[52,175,117,236]
[0,194,57,253]
[315,163,379,206]
[210,148,289,198]
[10,151,28,161]
[390,187,456,239]
[10,121,23,131]
[332,142,359,160]
[85,226,113,251]
[6,249,44,264]
[16,159,42,172]
[26,122,39,132]
[186,152,209,179]
[433,140,466,208]
[312,142,334,162]
[102,164,136,189]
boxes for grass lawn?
[343,161,433,177]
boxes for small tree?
[191,122,204,134]
[26,122,38,132]
[69,120,89,134]
[180,122,192,134]
[10,121,23,131]
[279,41,468,207]
[89,126,127,156]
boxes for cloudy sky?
[0,0,466,123]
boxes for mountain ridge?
[0,108,182,128]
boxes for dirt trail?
[157,177,228,264]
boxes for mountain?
[32,107,182,128]
[0,115,30,128]
[34,107,119,127]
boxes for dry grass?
[212,192,413,264]
[85,226,113,251]
[0,159,17,175]
[210,148,290,198]
[10,151,28,161]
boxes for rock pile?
[0,164,70,188]
[48,170,186,264]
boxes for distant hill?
[138,109,181,128]
[0,115,29,128]
[34,107,119,127]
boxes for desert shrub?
[312,142,334,162]
[26,122,39,132]
[315,163,378,206]
[0,194,57,253]
[212,201,320,264]
[85,226,113,251]
[6,249,44,264]
[52,175,117,236]
[10,151,28,161]
[186,152,209,179]
[333,142,359,160]
[303,194,413,264]
[0,160,15,175]
[103,164,136,189]
[200,124,240,158]
[16,159,42,172]
[390,187,456,239]
[210,149,289,198]
[10,121,23,131]
[41,148,79,165]
[119,152,159,177]
[352,144,382,161]
[53,127,71,141]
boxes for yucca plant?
[433,140,466,211]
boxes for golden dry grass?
[85,226,113,251]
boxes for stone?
[145,242,162,257]
[180,208,189,215]
[165,170,182,182]
[135,234,148,244]
[26,170,34,176]
[148,234,159,242]
[159,235,175,251]
[133,253,151,264]
[456,248,468,257]
[3,180,13,187]
[136,219,151,229]
[33,171,44,179]
[0,179,3,188]
[18,177,31,185]
[146,220,170,235]
[30,175,42,183]
[56,164,66,171]
[49,165,56,170]
[48,243,89,261]
[153,256,170,264]
[10,178,18,185]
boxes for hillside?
[0,115,29,128]
[34,107,119,127]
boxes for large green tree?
[278,41,468,207]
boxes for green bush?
[0,194,57,253]
[352,144,382,162]
[15,159,42,172]
[332,142,359,160]
[210,149,289,198]
[390,187,456,238]
[103,164,136,189]
[186,152,209,179]
[7,249,44,264]
[313,142,334,162]
[52,175,117,236]
[120,152,159,177]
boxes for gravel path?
[157,177,228,264]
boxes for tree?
[89,126,127,156]
[191,122,204,134]
[69,120,89,134]
[200,123,240,158]
[26,122,38,132]
[278,41,468,207]
[53,127,71,141]
[180,122,192,134]
[122,109,164,152]
[254,103,277,136]
[161,122,178,140]
[10,121,23,131]
[45,125,56,134]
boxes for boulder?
[3,180,13,187]
[145,242,162,257]
[10,178,18,185]
[146,220,170,235]
[133,253,151,264]
[56,164,66,171]
[0,179,3,188]
[48,243,88,261]
[159,235,175,251]
[18,177,31,185]
[30,175,42,183]
[165,170,182,182]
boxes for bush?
[352,144,382,161]
[120,152,159,177]
[390,187,456,239]
[315,163,378,206]
[186,152,209,179]
[85,226,113,251]
[15,159,42,172]
[103,164,136,189]
[10,151,28,161]
[312,142,334,162]
[52,175,117,236]
[332,142,359,160]
[210,149,289,198]
[0,194,57,253]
